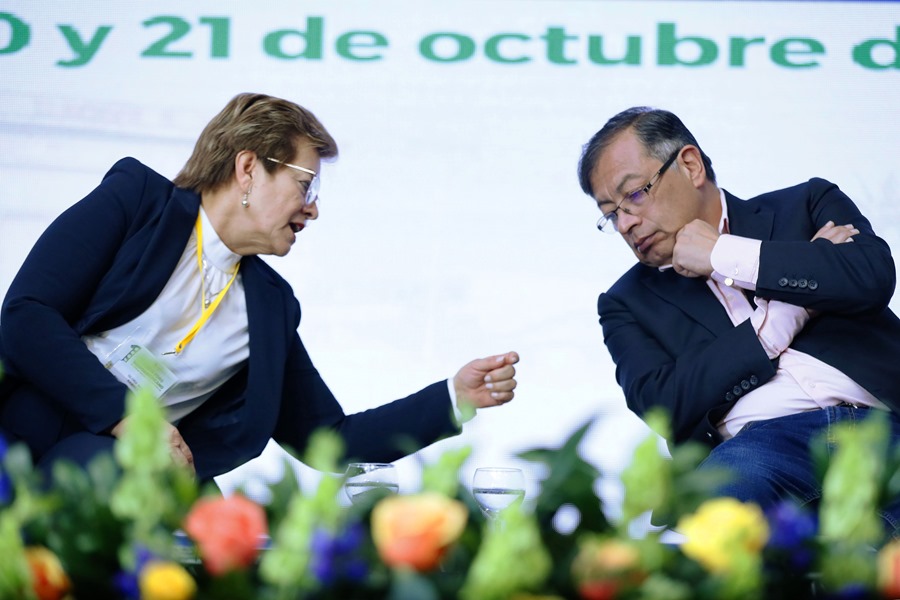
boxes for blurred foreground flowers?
[2,392,900,599]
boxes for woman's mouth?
[290,222,304,233]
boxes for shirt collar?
[199,206,241,271]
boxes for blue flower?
[0,434,11,505]
[824,582,870,600]
[765,501,818,570]
[309,523,368,585]
[113,546,156,599]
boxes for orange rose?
[571,537,644,600]
[183,495,268,576]
[25,546,71,600]
[371,492,467,571]
[878,539,900,598]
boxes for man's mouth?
[634,233,654,255]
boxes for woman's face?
[244,143,322,257]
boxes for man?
[578,106,900,530]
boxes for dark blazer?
[0,158,459,480]
[597,178,900,448]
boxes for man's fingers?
[812,221,858,244]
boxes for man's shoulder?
[603,261,655,297]
[739,177,837,205]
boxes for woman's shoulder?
[103,157,173,189]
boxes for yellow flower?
[677,497,769,574]
[25,546,71,600]
[139,561,197,600]
[371,492,468,571]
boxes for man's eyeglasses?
[266,157,320,207]
[596,147,682,233]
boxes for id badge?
[104,329,177,398]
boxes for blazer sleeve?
[0,158,155,433]
[756,178,896,314]
[598,285,776,445]
[273,326,460,464]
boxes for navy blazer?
[597,178,900,448]
[0,158,459,479]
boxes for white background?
[1,1,898,519]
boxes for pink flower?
[183,495,268,575]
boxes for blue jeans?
[698,405,900,538]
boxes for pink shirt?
[707,190,886,439]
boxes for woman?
[0,93,518,481]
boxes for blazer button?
[798,278,808,289]
[749,375,759,385]
[741,379,751,390]
[789,279,798,288]
[726,392,735,402]
[778,277,789,287]
[808,280,818,290]
[733,385,743,397]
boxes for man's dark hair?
[577,107,716,197]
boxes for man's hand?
[673,219,720,278]
[812,220,858,244]
[111,417,196,476]
[453,351,519,411]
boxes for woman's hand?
[453,351,519,411]
[110,417,196,476]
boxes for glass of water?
[344,463,399,505]
[472,467,526,519]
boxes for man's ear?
[678,145,708,188]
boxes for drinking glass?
[344,463,399,505]
[472,467,526,519]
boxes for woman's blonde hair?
[173,93,338,194]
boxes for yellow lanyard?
[170,214,241,355]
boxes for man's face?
[588,129,702,268]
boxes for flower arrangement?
[2,388,900,600]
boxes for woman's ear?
[234,150,257,189]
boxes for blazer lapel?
[78,187,199,334]
[724,190,775,241]
[238,257,291,442]
[641,268,731,334]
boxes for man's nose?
[616,210,639,234]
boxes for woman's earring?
[241,187,251,208]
